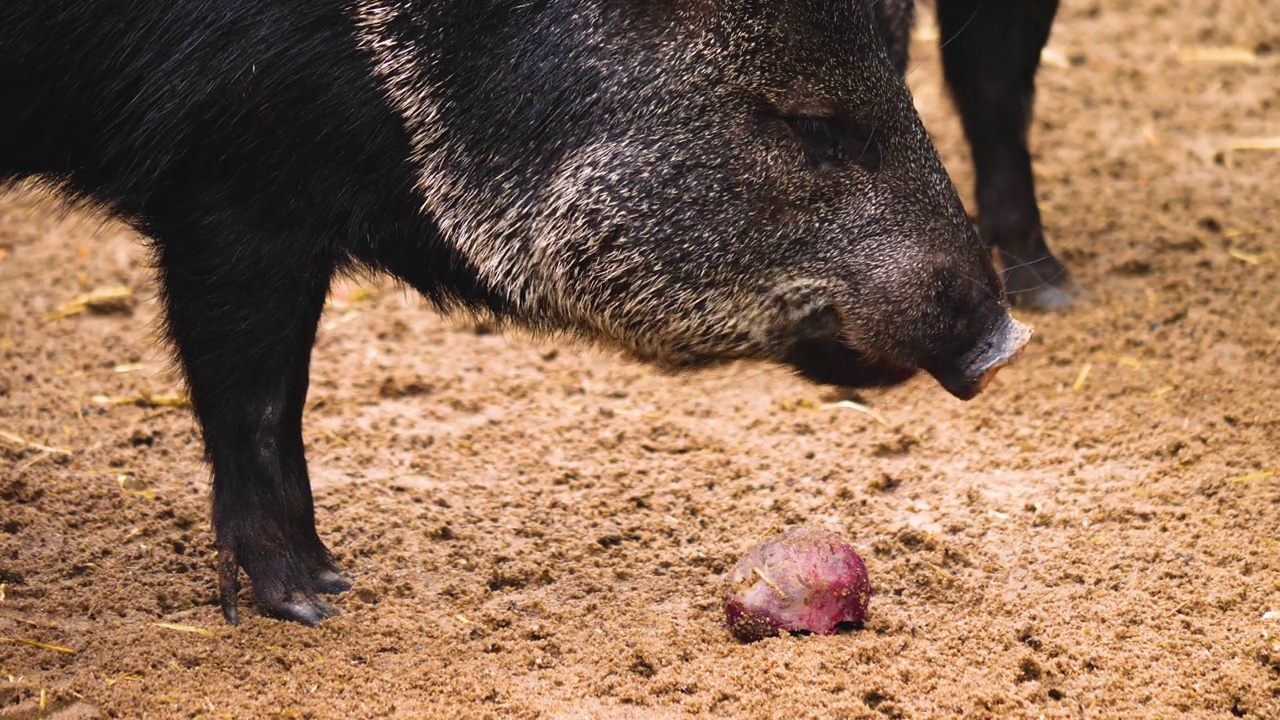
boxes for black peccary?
[0,0,1032,626]
[875,0,1073,309]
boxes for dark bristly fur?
[1,0,1036,625]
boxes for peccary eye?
[782,116,882,173]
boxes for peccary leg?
[156,227,347,626]
[936,0,1074,310]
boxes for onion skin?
[723,526,871,643]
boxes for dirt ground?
[2,1,1278,718]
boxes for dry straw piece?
[0,430,71,455]
[153,622,215,638]
[820,399,890,426]
[91,392,188,408]
[0,637,75,654]
[1176,46,1257,64]
[44,285,135,322]
[1072,363,1092,392]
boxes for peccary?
[0,0,1032,625]
[876,0,1073,309]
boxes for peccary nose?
[936,315,1034,400]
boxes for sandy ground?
[2,0,1278,717]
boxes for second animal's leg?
[873,0,916,76]
[936,0,1074,310]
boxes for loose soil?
[2,0,1278,717]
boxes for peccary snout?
[782,301,1032,402]
[775,252,1032,402]
[929,315,1034,400]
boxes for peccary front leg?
[156,225,348,626]
[937,0,1075,310]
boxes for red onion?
[723,526,871,642]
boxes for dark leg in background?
[936,0,1076,310]
[873,0,916,76]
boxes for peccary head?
[355,0,1031,399]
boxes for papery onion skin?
[723,526,871,643]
